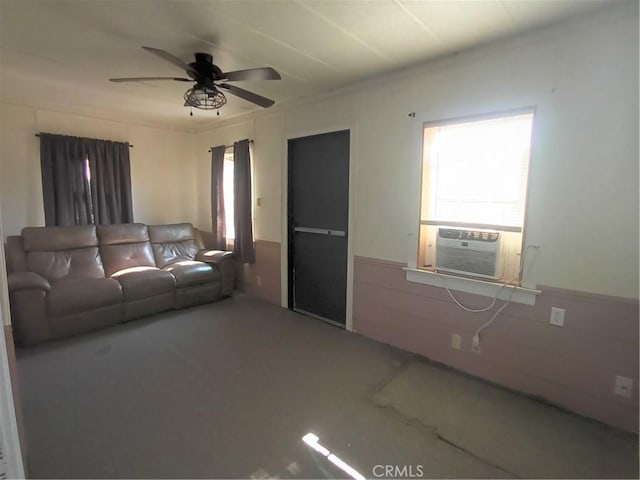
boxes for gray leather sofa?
[5,223,234,346]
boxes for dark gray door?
[288,130,350,327]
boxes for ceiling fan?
[110,47,281,110]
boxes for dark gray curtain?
[233,139,255,263]
[210,145,226,249]
[86,138,133,225]
[39,133,133,226]
[40,133,92,226]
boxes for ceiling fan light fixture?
[184,85,227,110]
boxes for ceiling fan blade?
[222,67,281,81]
[110,77,192,82]
[142,46,198,77]
[218,83,275,108]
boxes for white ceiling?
[0,0,611,131]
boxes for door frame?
[281,124,357,332]
[0,210,25,478]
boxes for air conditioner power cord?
[434,245,539,348]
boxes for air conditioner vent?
[436,228,500,278]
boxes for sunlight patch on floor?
[302,432,366,480]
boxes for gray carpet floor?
[15,294,639,478]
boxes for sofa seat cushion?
[111,266,176,301]
[163,261,219,288]
[48,278,122,317]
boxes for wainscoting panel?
[353,256,639,432]
[244,240,281,305]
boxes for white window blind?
[422,112,533,228]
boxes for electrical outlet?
[256,276,263,287]
[471,335,481,354]
[550,307,565,327]
[256,197,263,207]
[451,334,462,350]
[614,375,633,398]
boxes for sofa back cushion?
[97,223,157,276]
[21,225,106,282]
[148,223,198,268]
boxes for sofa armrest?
[8,272,51,292]
[196,250,236,297]
[7,273,51,346]
[195,249,235,264]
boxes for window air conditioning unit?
[436,228,501,279]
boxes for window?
[82,156,95,224]
[418,110,534,281]
[39,133,133,226]
[223,149,235,241]
[211,139,254,260]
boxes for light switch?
[550,307,565,327]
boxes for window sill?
[403,267,540,306]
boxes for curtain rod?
[208,139,253,153]
[35,133,134,148]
